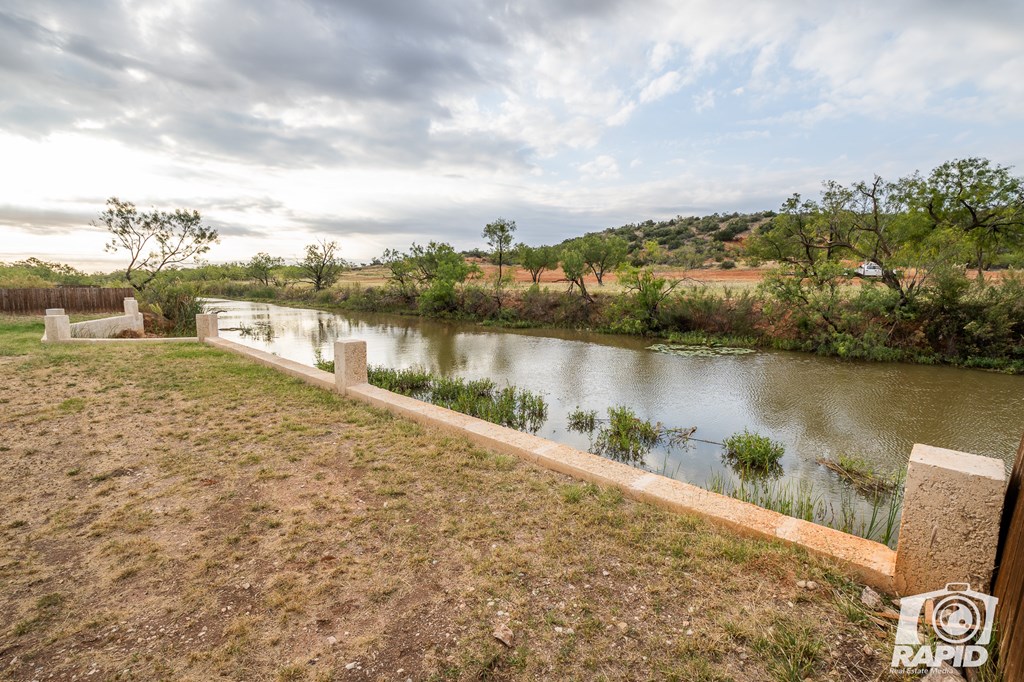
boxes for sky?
[1,0,1023,270]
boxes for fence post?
[43,309,71,343]
[894,444,1007,596]
[196,313,219,341]
[333,339,368,394]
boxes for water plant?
[705,469,904,547]
[706,473,825,523]
[647,343,755,358]
[567,408,597,433]
[722,429,785,475]
[355,365,548,433]
[817,454,897,495]
[567,405,695,464]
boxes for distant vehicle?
[855,261,883,278]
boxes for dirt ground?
[0,317,905,681]
[337,262,767,293]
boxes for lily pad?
[647,343,756,357]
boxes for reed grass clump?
[722,430,785,475]
[369,366,548,433]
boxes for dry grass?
[0,317,901,681]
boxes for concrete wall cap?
[909,443,1006,481]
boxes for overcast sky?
[1,0,1023,270]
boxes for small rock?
[860,586,882,610]
[345,661,358,670]
[242,583,251,590]
[602,570,610,576]
[806,580,818,590]
[797,580,807,589]
[565,628,575,635]
[616,622,628,631]
[685,629,694,636]
[554,626,563,634]
[326,636,338,646]
[862,644,872,656]
[493,623,514,647]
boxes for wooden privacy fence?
[0,287,135,314]
[995,434,1024,679]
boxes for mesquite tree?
[98,197,218,292]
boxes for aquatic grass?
[665,331,759,348]
[722,430,785,475]
[568,405,696,464]
[648,343,755,358]
[706,470,904,548]
[816,454,897,495]
[335,365,550,433]
[707,473,825,523]
[567,407,597,433]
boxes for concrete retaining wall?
[43,298,144,342]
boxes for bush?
[720,259,736,269]
[139,280,205,336]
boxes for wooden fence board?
[0,287,134,314]
[995,435,1024,679]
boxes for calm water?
[208,298,1024,514]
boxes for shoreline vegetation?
[209,273,1024,375]
[0,315,911,680]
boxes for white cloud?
[577,155,621,181]
[639,70,688,104]
[693,89,715,113]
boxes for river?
[208,298,1024,531]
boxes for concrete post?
[894,444,1006,595]
[124,298,144,333]
[334,339,368,393]
[196,312,219,341]
[43,312,71,343]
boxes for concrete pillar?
[123,298,139,315]
[196,312,219,341]
[43,313,71,343]
[895,444,1006,595]
[334,339,368,393]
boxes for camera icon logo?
[891,583,997,669]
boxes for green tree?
[516,244,559,283]
[482,218,517,282]
[98,197,218,292]
[560,248,592,302]
[631,239,667,266]
[382,242,476,310]
[615,265,683,332]
[913,157,1024,283]
[579,234,628,285]
[246,252,285,286]
[299,239,346,292]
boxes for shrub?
[139,280,205,336]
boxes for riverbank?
[201,264,1024,375]
[0,316,902,680]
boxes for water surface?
[209,298,1024,515]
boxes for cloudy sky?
[1,0,1022,270]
